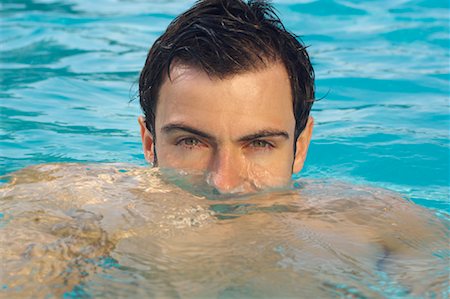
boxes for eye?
[249,140,274,149]
[176,137,203,148]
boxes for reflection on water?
[1,163,447,298]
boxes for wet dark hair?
[139,0,314,144]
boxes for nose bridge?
[208,145,243,192]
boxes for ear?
[293,116,314,173]
[138,116,155,164]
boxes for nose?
[207,148,244,194]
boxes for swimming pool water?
[1,0,449,212]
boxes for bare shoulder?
[293,179,447,254]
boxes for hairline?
[162,55,284,85]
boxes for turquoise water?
[1,0,449,213]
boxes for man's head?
[138,0,315,193]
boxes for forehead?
[156,62,295,135]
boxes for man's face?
[139,62,313,194]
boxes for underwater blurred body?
[1,163,448,298]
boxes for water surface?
[1,163,447,298]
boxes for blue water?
[1,0,449,211]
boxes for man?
[138,0,314,194]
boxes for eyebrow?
[237,130,289,142]
[161,123,216,141]
[161,123,289,143]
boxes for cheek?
[244,149,294,186]
[155,143,211,170]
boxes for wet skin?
[138,62,313,193]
